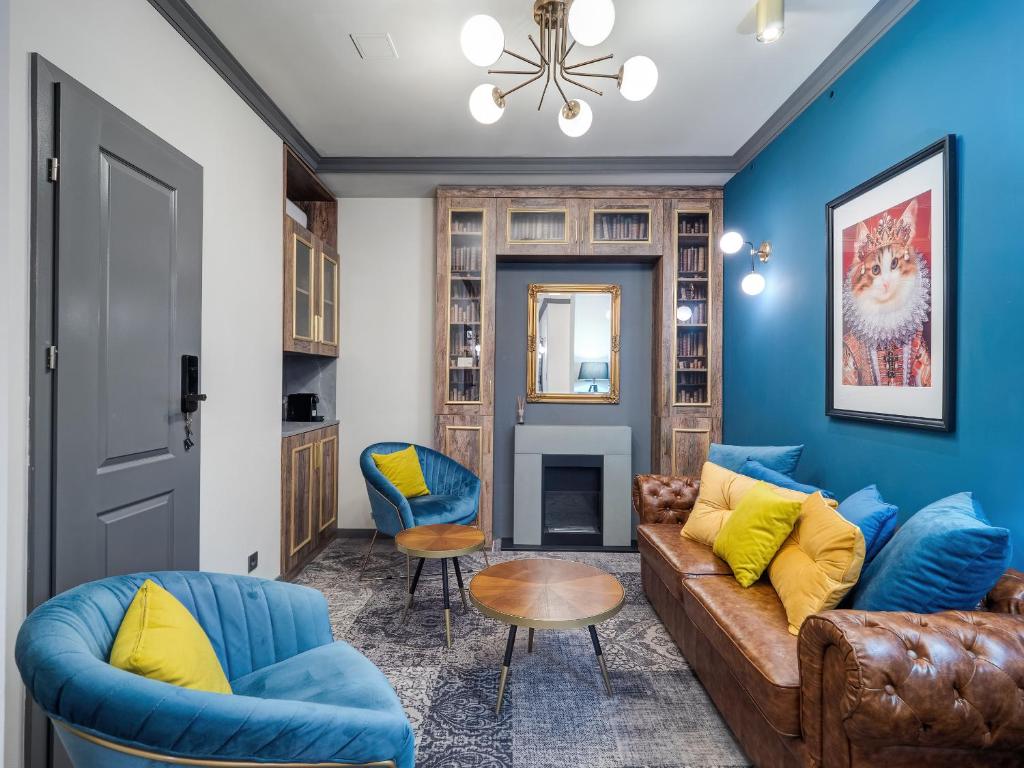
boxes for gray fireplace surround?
[513,425,632,547]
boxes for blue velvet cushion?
[16,572,415,768]
[849,493,1012,613]
[837,485,899,563]
[360,442,480,536]
[708,443,804,476]
[737,459,835,499]
[409,494,478,527]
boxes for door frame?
[26,53,62,768]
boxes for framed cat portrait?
[826,135,957,431]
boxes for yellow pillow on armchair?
[712,482,803,587]
[372,445,430,498]
[682,461,834,547]
[769,492,866,634]
[110,579,231,694]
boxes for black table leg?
[588,624,613,695]
[496,624,518,714]
[441,558,452,648]
[527,627,535,653]
[452,557,468,612]
[402,558,425,624]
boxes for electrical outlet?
[247,551,258,573]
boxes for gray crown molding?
[146,0,320,168]
[153,0,917,180]
[316,155,736,175]
[732,0,918,170]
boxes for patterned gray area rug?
[294,538,750,768]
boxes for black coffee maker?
[286,393,323,422]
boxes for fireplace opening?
[542,455,603,547]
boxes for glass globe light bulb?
[676,305,693,323]
[742,271,766,296]
[469,84,505,125]
[720,231,745,255]
[461,15,505,67]
[618,55,658,101]
[558,99,593,138]
[568,0,615,47]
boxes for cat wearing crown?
[842,197,932,387]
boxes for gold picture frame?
[526,283,621,404]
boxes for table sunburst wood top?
[395,523,486,559]
[469,558,625,629]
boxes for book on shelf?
[677,245,708,274]
[677,302,708,324]
[451,245,481,274]
[679,217,708,235]
[449,301,480,323]
[596,212,648,241]
[676,387,708,404]
[676,331,707,357]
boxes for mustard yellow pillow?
[712,482,802,587]
[769,492,866,635]
[372,445,430,498]
[682,461,835,547]
[110,579,231,694]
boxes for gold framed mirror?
[527,283,621,404]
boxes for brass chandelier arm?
[488,0,624,113]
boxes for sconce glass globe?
[568,0,615,47]
[720,231,745,255]
[618,56,658,101]
[741,271,766,296]
[558,99,593,138]
[676,305,693,322]
[469,84,505,124]
[461,15,505,67]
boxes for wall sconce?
[720,231,772,296]
[756,0,785,44]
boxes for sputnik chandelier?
[460,0,658,138]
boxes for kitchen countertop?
[282,418,339,438]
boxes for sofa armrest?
[799,610,1024,762]
[631,474,699,524]
[986,568,1024,614]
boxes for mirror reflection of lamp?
[578,361,610,393]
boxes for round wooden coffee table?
[470,558,625,713]
[394,523,488,648]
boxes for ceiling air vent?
[350,33,399,61]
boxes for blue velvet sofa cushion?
[737,459,835,499]
[409,494,478,527]
[708,443,804,476]
[837,485,899,563]
[849,492,1012,613]
[16,572,414,768]
[360,442,480,536]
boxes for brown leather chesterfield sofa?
[634,473,1024,768]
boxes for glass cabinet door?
[675,210,712,406]
[320,246,339,350]
[293,233,315,342]
[498,199,581,256]
[585,200,663,256]
[447,209,485,404]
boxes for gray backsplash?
[282,354,337,420]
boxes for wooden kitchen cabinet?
[281,423,338,578]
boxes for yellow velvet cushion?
[712,482,803,587]
[682,461,836,547]
[372,445,430,498]
[109,579,231,694]
[769,492,866,634]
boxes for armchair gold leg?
[358,530,379,581]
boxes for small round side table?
[394,523,488,648]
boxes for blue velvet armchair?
[359,443,481,572]
[15,572,414,768]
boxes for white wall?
[1,0,11,758]
[6,1,285,763]
[337,199,436,529]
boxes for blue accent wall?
[723,0,1023,567]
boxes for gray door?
[53,76,203,594]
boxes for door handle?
[180,355,207,413]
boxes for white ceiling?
[189,0,879,159]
